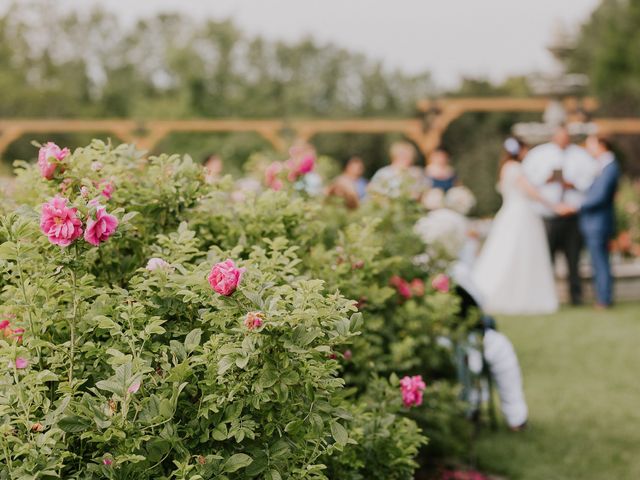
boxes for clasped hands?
[553,202,577,216]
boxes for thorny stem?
[68,266,78,384]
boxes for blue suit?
[579,156,620,306]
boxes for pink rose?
[352,260,365,270]
[264,162,284,191]
[80,186,89,198]
[38,142,70,179]
[343,349,352,360]
[14,357,29,369]
[390,275,412,299]
[146,257,172,271]
[91,161,103,172]
[297,154,315,175]
[59,178,73,194]
[0,320,9,330]
[127,381,141,394]
[286,154,316,181]
[84,207,118,246]
[40,197,83,247]
[244,311,264,330]
[400,375,426,408]
[431,274,450,293]
[102,457,113,466]
[12,327,25,343]
[208,259,244,296]
[410,278,425,297]
[99,180,114,200]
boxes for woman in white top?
[472,138,565,315]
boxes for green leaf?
[330,421,348,446]
[256,365,278,389]
[58,416,92,433]
[235,356,249,369]
[267,469,282,480]
[144,319,166,336]
[223,453,252,473]
[211,423,228,441]
[184,328,202,352]
[0,241,17,260]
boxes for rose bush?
[1,141,475,478]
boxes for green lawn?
[473,302,640,480]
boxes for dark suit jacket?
[579,158,620,238]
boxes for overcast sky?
[59,0,600,88]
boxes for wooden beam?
[1,98,639,165]
[595,118,640,135]
[416,96,599,114]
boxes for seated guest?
[452,264,528,431]
[203,153,223,184]
[369,141,425,198]
[426,146,458,192]
[326,156,368,209]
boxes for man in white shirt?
[523,126,598,305]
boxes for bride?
[472,138,563,315]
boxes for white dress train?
[472,162,558,315]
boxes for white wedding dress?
[472,162,558,315]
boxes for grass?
[473,302,640,480]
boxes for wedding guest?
[347,156,368,199]
[326,156,368,209]
[369,141,425,198]
[581,135,621,309]
[204,153,223,183]
[522,126,598,305]
[426,146,458,192]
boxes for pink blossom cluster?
[264,161,285,191]
[431,273,450,293]
[390,276,425,300]
[244,311,264,330]
[263,146,316,191]
[208,259,244,296]
[146,257,172,271]
[285,153,315,182]
[38,142,70,179]
[127,380,141,394]
[399,375,426,408]
[40,196,118,248]
[1,314,24,343]
[37,143,119,248]
[8,356,29,370]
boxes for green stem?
[14,245,41,362]
[1,440,12,473]
[68,267,78,385]
[13,368,31,422]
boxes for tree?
[568,0,640,174]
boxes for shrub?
[1,141,443,479]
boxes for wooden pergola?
[1,97,640,159]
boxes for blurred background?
[1,0,639,216]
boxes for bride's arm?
[515,172,567,214]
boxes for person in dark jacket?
[581,135,621,308]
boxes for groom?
[580,135,621,308]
